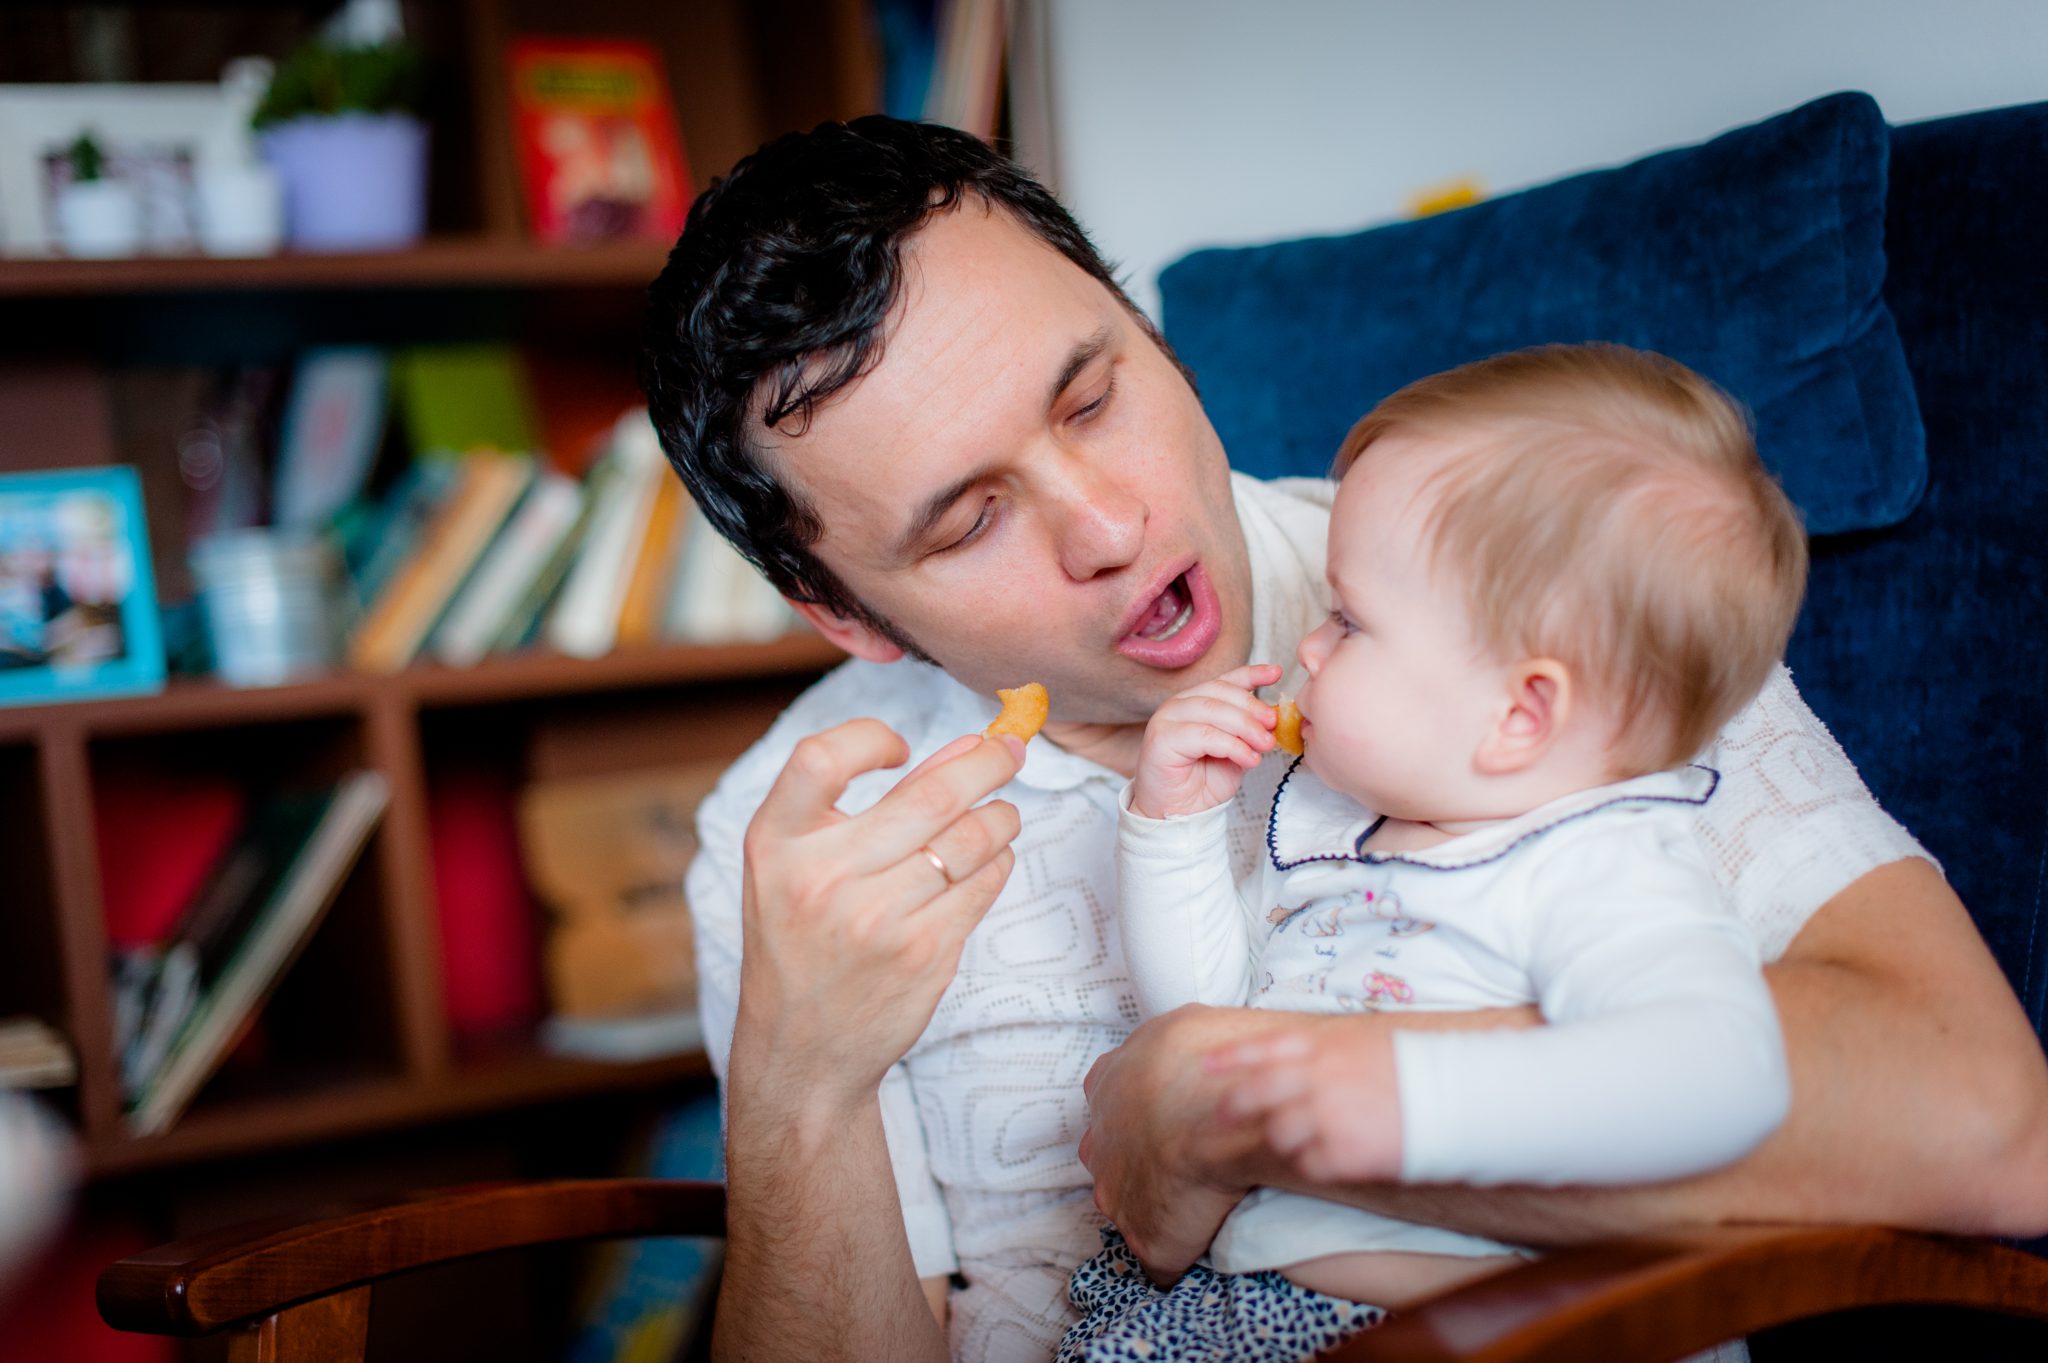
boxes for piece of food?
[1273,698,1304,756]
[985,682,1049,744]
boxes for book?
[272,348,389,530]
[507,38,693,247]
[429,470,585,668]
[926,0,1008,140]
[612,472,687,649]
[562,1095,724,1363]
[0,1017,77,1089]
[430,767,544,1039]
[390,345,540,461]
[544,413,663,659]
[488,454,612,656]
[517,762,722,1048]
[126,771,390,1136]
[337,458,462,622]
[663,506,794,645]
[348,453,534,673]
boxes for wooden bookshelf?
[0,0,878,1204]
[8,633,841,1179]
[0,238,673,299]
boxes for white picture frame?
[0,83,256,257]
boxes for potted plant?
[54,131,142,258]
[253,38,427,252]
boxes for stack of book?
[342,408,795,675]
[0,1018,75,1089]
[111,771,389,1136]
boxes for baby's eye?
[1328,609,1354,634]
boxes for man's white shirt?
[687,472,1930,1362]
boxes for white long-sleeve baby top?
[1115,759,1791,1274]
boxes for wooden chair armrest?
[1324,1224,2048,1363]
[96,1177,726,1338]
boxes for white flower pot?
[54,179,143,258]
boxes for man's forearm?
[715,1066,947,1363]
[1262,860,2048,1246]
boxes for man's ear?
[1474,659,1571,776]
[788,597,906,664]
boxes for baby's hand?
[1205,1023,1404,1184]
[1130,663,1282,820]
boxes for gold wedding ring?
[921,845,956,884]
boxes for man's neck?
[1041,719,1146,778]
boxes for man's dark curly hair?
[639,116,1168,652]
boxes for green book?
[392,344,540,460]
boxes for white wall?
[1035,0,2048,319]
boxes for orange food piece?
[1273,698,1304,756]
[985,682,1049,744]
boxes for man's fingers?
[851,735,1025,870]
[1221,1060,1312,1119]
[751,718,912,839]
[899,732,982,784]
[864,799,1022,909]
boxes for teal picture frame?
[0,466,165,708]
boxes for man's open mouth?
[1116,562,1223,670]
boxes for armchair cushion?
[1160,90,1925,536]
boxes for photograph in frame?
[0,466,165,707]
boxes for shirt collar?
[1267,760,1721,872]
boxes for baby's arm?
[1222,822,1790,1186]
[1117,664,1281,1016]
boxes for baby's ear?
[1474,659,1571,775]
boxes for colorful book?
[490,453,616,656]
[338,459,462,622]
[430,470,585,668]
[127,772,390,1137]
[273,348,389,530]
[508,38,693,247]
[349,453,534,674]
[613,473,688,649]
[544,414,663,659]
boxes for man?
[640,118,2048,1363]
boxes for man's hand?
[732,721,1025,1118]
[1078,1006,1292,1280]
[1081,1004,1542,1280]
[1129,663,1281,819]
[1206,1024,1404,1184]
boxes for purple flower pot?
[260,112,428,252]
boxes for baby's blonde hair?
[1334,344,1808,775]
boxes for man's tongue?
[1131,575,1190,642]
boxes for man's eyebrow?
[1047,328,1114,411]
[890,330,1117,564]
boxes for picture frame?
[0,466,166,708]
[0,82,252,257]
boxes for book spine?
[432,473,585,668]
[349,455,532,673]
[614,475,686,649]
[545,437,661,660]
[128,773,391,1137]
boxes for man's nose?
[1048,457,1146,580]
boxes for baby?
[1059,343,1806,1363]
